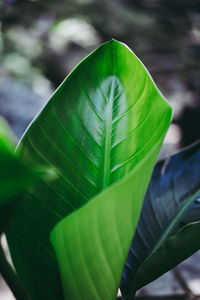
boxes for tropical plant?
[0,40,200,300]
[0,117,37,300]
[121,140,200,299]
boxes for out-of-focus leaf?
[121,141,200,299]
[6,40,172,300]
[0,117,36,234]
[0,117,16,151]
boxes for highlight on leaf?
[5,40,173,300]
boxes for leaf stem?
[0,238,31,300]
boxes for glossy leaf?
[6,40,172,300]
[121,141,200,299]
[50,41,171,300]
[0,117,35,234]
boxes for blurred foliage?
[0,0,200,148]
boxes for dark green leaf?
[6,40,172,300]
[121,141,200,299]
[133,221,200,294]
[0,117,36,234]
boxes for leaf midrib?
[152,188,200,253]
[102,78,115,189]
[132,184,200,295]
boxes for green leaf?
[6,40,172,300]
[0,117,16,151]
[133,221,200,294]
[121,141,200,299]
[0,117,35,234]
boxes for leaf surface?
[6,40,172,300]
[0,117,35,234]
[134,221,200,294]
[121,141,200,299]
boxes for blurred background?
[0,0,200,299]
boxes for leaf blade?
[134,221,200,291]
[50,130,169,300]
[6,40,172,300]
[0,117,36,234]
[121,141,200,298]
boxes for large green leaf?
[6,40,172,300]
[0,117,35,234]
[121,141,200,299]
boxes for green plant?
[0,40,200,300]
[121,140,200,299]
[0,117,37,235]
[0,117,37,300]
